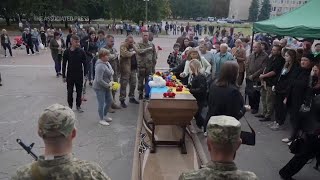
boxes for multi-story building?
[270,0,308,18]
[228,0,309,20]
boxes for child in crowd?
[167,43,182,69]
[187,59,207,132]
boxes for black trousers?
[274,93,287,125]
[41,37,47,47]
[53,54,62,74]
[92,57,97,80]
[279,134,320,179]
[1,43,12,56]
[194,102,205,128]
[248,90,261,111]
[288,107,301,140]
[26,44,34,54]
[67,77,83,108]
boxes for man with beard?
[257,45,285,122]
[119,35,139,108]
[135,31,157,100]
[245,42,269,114]
[148,32,157,74]
[105,34,122,111]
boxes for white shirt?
[57,39,62,54]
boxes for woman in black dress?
[271,49,299,130]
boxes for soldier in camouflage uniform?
[135,31,157,99]
[179,115,258,180]
[11,104,111,180]
[119,35,140,108]
[105,34,121,112]
[148,32,158,74]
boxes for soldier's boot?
[120,100,127,108]
[111,91,121,109]
[108,107,115,113]
[111,103,121,109]
[129,98,139,104]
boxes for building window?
[273,6,276,11]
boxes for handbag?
[241,94,256,146]
[39,43,44,50]
[289,134,305,154]
[240,115,256,146]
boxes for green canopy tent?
[253,0,320,39]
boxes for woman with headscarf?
[282,53,318,144]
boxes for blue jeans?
[87,56,96,81]
[53,54,62,73]
[32,39,39,52]
[94,89,112,120]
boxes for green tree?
[248,0,259,22]
[258,0,271,21]
[1,0,169,26]
[210,0,230,18]
[170,0,212,19]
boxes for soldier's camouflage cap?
[207,115,241,145]
[38,104,76,138]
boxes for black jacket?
[187,74,207,104]
[301,94,320,134]
[274,64,299,95]
[171,59,185,74]
[1,34,11,44]
[206,84,245,121]
[40,30,46,40]
[24,33,33,45]
[264,55,285,87]
[62,47,87,79]
[171,60,188,85]
[83,39,98,58]
[287,67,311,110]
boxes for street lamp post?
[143,0,150,24]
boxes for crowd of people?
[2,20,320,179]
[59,27,157,127]
[168,26,320,179]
